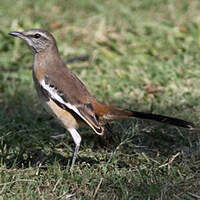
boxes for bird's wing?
[40,73,104,135]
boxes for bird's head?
[9,29,57,54]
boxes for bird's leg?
[51,134,66,139]
[68,128,82,171]
[71,143,80,171]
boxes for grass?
[0,0,200,199]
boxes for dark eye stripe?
[34,33,41,39]
[28,34,41,39]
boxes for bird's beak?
[9,31,26,39]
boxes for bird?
[9,29,195,171]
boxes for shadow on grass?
[0,87,199,170]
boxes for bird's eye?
[34,33,41,39]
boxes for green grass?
[1,0,200,199]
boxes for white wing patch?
[40,79,103,135]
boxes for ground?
[0,0,200,199]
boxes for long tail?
[130,110,194,129]
[95,103,195,129]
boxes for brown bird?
[9,29,194,170]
